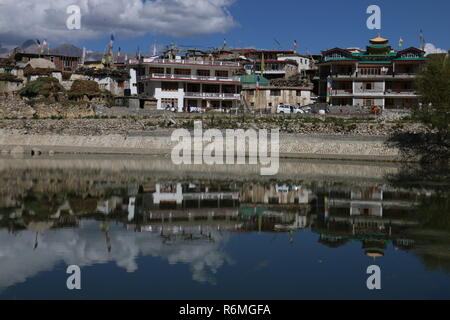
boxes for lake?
[0,156,449,300]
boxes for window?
[325,52,347,61]
[360,68,382,76]
[215,70,229,77]
[149,67,164,74]
[161,82,178,91]
[296,90,303,97]
[364,99,374,107]
[197,70,210,77]
[174,69,190,75]
[401,52,420,58]
[270,90,281,97]
[161,98,178,109]
[63,59,72,69]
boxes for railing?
[332,90,353,95]
[330,73,354,78]
[185,92,241,99]
[140,59,241,67]
[385,89,417,95]
[394,73,417,78]
[357,73,393,78]
[255,70,286,74]
[141,73,240,83]
[353,90,384,96]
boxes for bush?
[19,77,65,98]
[68,79,101,98]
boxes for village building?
[232,49,313,80]
[240,74,313,113]
[0,74,23,96]
[0,58,26,81]
[317,35,427,109]
[14,52,80,72]
[23,58,62,83]
[128,53,243,112]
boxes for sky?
[0,0,449,55]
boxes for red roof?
[321,47,352,55]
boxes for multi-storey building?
[318,35,427,109]
[232,49,312,80]
[129,55,243,112]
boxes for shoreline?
[0,154,401,185]
[0,132,402,162]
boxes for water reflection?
[0,158,449,299]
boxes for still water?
[0,156,449,300]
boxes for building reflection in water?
[0,168,448,294]
[313,186,431,260]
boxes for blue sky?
[1,0,449,54]
[86,0,449,54]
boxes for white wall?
[278,56,311,72]
[151,81,185,112]
[129,69,138,95]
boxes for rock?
[31,149,42,156]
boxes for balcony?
[133,58,241,67]
[185,92,241,100]
[393,73,417,79]
[330,72,354,79]
[353,90,385,96]
[141,73,240,84]
[255,70,286,75]
[385,89,418,96]
[332,89,353,96]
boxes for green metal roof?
[324,58,357,61]
[393,57,427,61]
[239,74,270,86]
[367,45,389,49]
[358,61,392,64]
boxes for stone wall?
[0,132,401,161]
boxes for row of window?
[148,67,229,77]
[247,90,304,97]
[161,82,239,92]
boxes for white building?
[129,57,242,112]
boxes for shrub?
[68,79,101,98]
[19,77,65,98]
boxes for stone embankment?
[0,96,422,161]
[0,130,401,161]
[0,116,424,137]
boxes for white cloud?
[0,0,237,46]
[0,221,232,292]
[424,43,447,56]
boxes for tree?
[387,54,450,164]
[415,54,450,138]
[416,53,450,107]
